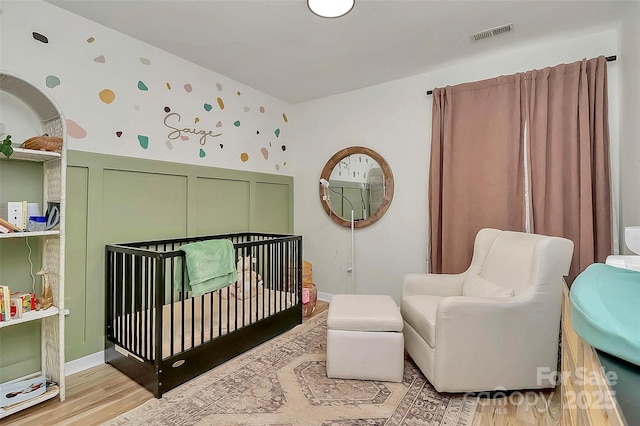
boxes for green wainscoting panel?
[254,181,292,233]
[102,170,188,244]
[64,166,89,361]
[64,151,294,363]
[195,177,250,235]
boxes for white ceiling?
[47,0,629,104]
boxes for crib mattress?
[114,288,296,359]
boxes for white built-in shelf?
[0,230,59,239]
[0,307,59,329]
[1,71,67,413]
[0,384,59,419]
[3,148,61,162]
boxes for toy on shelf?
[36,268,53,310]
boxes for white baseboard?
[65,351,104,376]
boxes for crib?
[105,232,302,398]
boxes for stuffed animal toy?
[225,256,263,299]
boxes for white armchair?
[401,228,574,393]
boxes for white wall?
[0,1,294,176]
[293,28,622,303]
[618,2,640,253]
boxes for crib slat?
[131,256,142,353]
[116,252,124,348]
[154,257,164,381]
[144,256,151,360]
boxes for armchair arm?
[402,272,466,297]
[433,295,561,390]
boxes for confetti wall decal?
[138,135,149,149]
[6,4,292,173]
[32,32,48,43]
[46,75,60,88]
[99,89,116,104]
[66,119,87,139]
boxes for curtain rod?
[425,55,617,95]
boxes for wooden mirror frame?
[319,146,394,228]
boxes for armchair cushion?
[400,295,440,347]
[462,273,515,298]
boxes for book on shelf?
[0,217,22,233]
[0,286,9,321]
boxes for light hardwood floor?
[3,300,560,425]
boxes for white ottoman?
[326,294,404,382]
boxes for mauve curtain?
[525,56,612,278]
[429,76,526,273]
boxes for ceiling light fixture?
[307,0,355,18]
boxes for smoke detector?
[470,23,514,42]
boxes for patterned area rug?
[105,311,478,426]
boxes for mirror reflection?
[327,154,385,221]
[319,146,394,229]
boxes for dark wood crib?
[105,232,302,398]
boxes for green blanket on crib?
[175,239,237,296]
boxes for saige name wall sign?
[164,112,221,145]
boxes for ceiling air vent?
[470,23,514,42]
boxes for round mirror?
[319,146,394,228]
